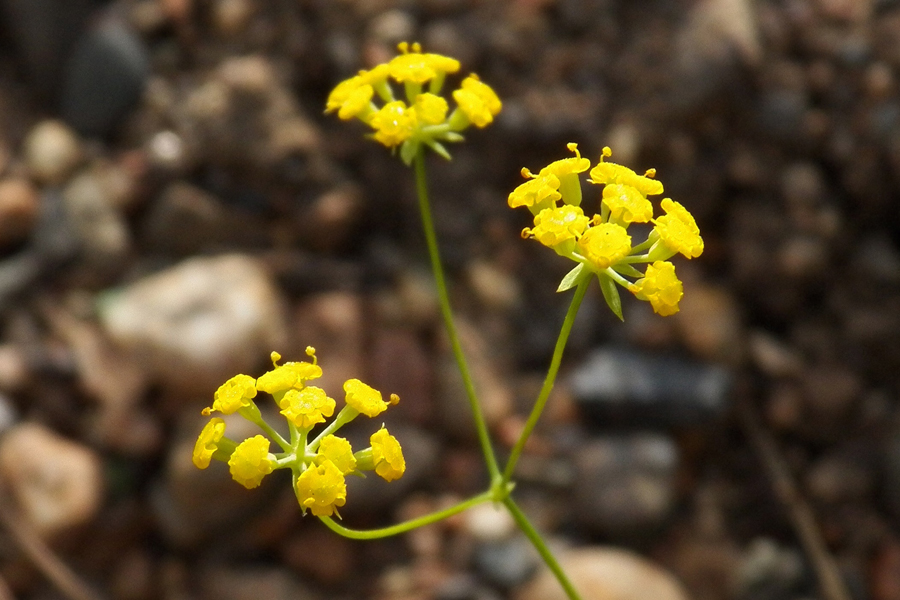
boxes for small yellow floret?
[317,435,357,475]
[653,198,704,259]
[589,149,664,197]
[602,184,654,224]
[280,386,336,429]
[370,427,406,482]
[343,379,389,417]
[507,173,561,209]
[452,74,502,128]
[389,42,460,84]
[325,66,388,120]
[192,418,226,469]
[296,460,347,517]
[530,205,590,248]
[369,101,418,147]
[256,361,323,395]
[577,222,632,270]
[539,143,591,178]
[228,435,274,489]
[208,374,257,415]
[414,92,449,125]
[631,261,684,316]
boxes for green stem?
[503,278,588,483]
[319,490,494,540]
[503,497,582,600]
[413,151,501,481]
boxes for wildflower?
[451,74,502,128]
[228,435,274,489]
[589,147,664,197]
[192,418,226,469]
[296,460,347,517]
[371,427,406,482]
[256,350,322,395]
[507,172,561,211]
[280,386,336,429]
[526,205,589,252]
[652,198,704,259]
[389,42,460,85]
[317,435,357,475]
[414,93,449,125]
[206,374,257,415]
[369,101,418,148]
[577,222,632,271]
[631,261,683,316]
[602,183,653,224]
[539,143,591,207]
[344,379,397,417]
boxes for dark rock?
[61,17,149,136]
[473,537,539,590]
[570,347,732,428]
[571,434,679,536]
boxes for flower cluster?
[325,42,501,164]
[193,349,405,518]
[510,144,703,318]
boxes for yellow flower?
[414,92,449,125]
[343,379,391,417]
[602,184,653,224]
[371,427,405,482]
[296,460,347,517]
[369,101,418,147]
[207,374,257,415]
[529,205,589,249]
[317,435,357,475]
[653,198,704,259]
[280,386,336,429]
[325,65,390,120]
[192,418,226,469]
[631,261,683,316]
[539,143,591,179]
[452,74,502,128]
[256,354,323,395]
[389,42,460,84]
[228,435,274,489]
[507,172,561,209]
[589,147,664,197]
[577,222,632,270]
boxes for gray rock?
[570,347,732,427]
[473,537,540,590]
[99,254,287,396]
[572,434,679,536]
[61,17,149,136]
[735,538,807,600]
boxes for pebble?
[572,434,679,536]
[474,537,540,590]
[200,566,320,600]
[296,184,362,253]
[675,282,744,365]
[0,178,39,248]
[515,546,689,600]
[23,120,83,184]
[0,422,104,538]
[570,347,732,428]
[805,448,874,503]
[99,254,286,396]
[462,502,516,543]
[734,538,806,599]
[139,182,227,256]
[368,327,435,425]
[60,17,149,136]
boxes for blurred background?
[0,0,898,599]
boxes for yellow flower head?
[369,100,418,147]
[280,386,336,429]
[528,205,590,249]
[371,427,406,482]
[589,147,664,197]
[207,374,257,415]
[508,171,561,209]
[325,65,390,120]
[414,92,449,125]
[228,435,274,489]
[192,418,226,469]
[631,261,683,316]
[653,198,704,259]
[539,143,591,179]
[256,351,323,395]
[343,379,391,417]
[452,74,502,128]
[389,42,460,84]
[317,435,357,475]
[577,222,632,270]
[296,460,347,517]
[602,184,654,224]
